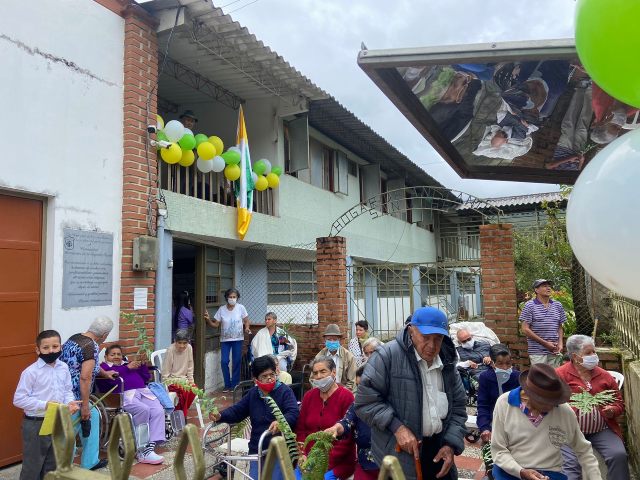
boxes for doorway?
[0,193,43,467]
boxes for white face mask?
[461,339,475,350]
[227,298,237,306]
[581,354,599,370]
[311,375,335,392]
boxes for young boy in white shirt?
[13,330,81,480]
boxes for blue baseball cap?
[409,307,449,336]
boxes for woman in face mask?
[210,355,299,480]
[556,335,629,480]
[296,357,356,480]
[476,344,521,480]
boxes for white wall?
[0,0,125,341]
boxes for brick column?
[479,224,528,367]
[119,5,159,357]
[308,236,348,364]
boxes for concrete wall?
[0,0,124,341]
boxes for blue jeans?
[493,465,567,480]
[72,408,101,469]
[221,340,243,388]
[250,456,284,480]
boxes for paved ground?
[0,393,635,479]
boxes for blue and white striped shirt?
[519,298,567,354]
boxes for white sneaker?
[137,451,164,465]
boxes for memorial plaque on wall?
[62,229,114,308]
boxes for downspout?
[155,209,173,349]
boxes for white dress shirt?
[14,358,75,417]
[414,350,448,437]
[330,351,342,383]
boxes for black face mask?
[39,351,62,364]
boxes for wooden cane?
[396,443,423,480]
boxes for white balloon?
[183,128,193,136]
[567,129,640,300]
[229,146,241,154]
[196,157,213,173]
[262,159,272,175]
[251,172,258,183]
[211,156,226,173]
[164,120,185,142]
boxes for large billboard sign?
[358,39,638,184]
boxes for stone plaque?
[62,229,113,308]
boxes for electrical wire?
[227,0,261,15]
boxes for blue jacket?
[219,383,299,453]
[339,403,377,470]
[476,368,520,432]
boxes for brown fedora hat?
[519,363,571,406]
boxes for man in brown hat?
[179,110,198,131]
[491,364,601,480]
[315,324,357,391]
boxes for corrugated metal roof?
[142,0,445,188]
[458,191,565,210]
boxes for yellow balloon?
[224,164,241,181]
[254,175,268,191]
[266,172,280,188]
[156,114,164,130]
[209,136,224,156]
[179,149,195,167]
[197,141,215,160]
[160,143,182,164]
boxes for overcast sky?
[223,0,577,198]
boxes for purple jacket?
[98,362,151,392]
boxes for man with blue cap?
[355,307,467,480]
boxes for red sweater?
[296,386,356,479]
[556,362,624,438]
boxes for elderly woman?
[296,356,356,480]
[211,355,299,480]
[348,320,370,366]
[491,364,601,480]
[60,316,116,471]
[556,335,629,480]
[361,337,383,362]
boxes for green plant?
[299,431,335,480]
[230,417,251,439]
[164,378,218,417]
[569,389,617,414]
[262,394,299,464]
[599,330,623,348]
[121,311,153,360]
[277,317,298,342]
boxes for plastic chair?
[622,111,640,130]
[150,348,205,427]
[607,370,624,389]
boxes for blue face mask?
[325,340,340,352]
[495,367,513,394]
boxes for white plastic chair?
[607,370,624,390]
[150,348,205,427]
[622,111,640,130]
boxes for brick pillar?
[309,236,348,364]
[479,224,528,367]
[119,4,159,358]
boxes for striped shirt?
[578,407,608,434]
[519,298,567,355]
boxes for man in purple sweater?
[99,345,165,465]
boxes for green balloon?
[271,166,282,176]
[194,133,209,147]
[178,134,196,151]
[576,0,640,107]
[156,130,168,149]
[253,159,266,175]
[222,150,241,165]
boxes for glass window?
[267,260,317,304]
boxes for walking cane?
[396,443,423,480]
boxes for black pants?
[20,417,56,480]
[420,434,458,480]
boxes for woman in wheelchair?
[99,345,165,465]
[210,355,299,480]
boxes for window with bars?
[205,247,235,305]
[267,261,317,304]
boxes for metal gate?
[347,261,482,341]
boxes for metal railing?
[438,234,480,261]
[611,293,640,358]
[159,162,275,216]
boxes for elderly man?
[491,364,601,480]
[355,307,467,480]
[59,316,116,470]
[362,337,384,361]
[315,324,357,392]
[456,328,492,382]
[179,109,198,131]
[250,312,297,372]
[520,279,567,366]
